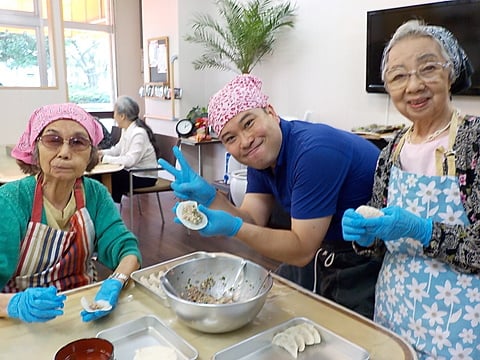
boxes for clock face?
[176,119,194,137]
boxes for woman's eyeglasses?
[38,134,91,152]
[385,61,451,90]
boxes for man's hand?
[158,146,216,206]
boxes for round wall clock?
[176,119,195,137]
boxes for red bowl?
[54,338,114,360]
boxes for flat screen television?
[366,0,480,96]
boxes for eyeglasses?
[385,61,450,91]
[38,134,91,152]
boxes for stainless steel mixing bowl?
[160,255,273,333]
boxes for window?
[0,0,116,111]
[0,0,55,87]
[63,0,115,110]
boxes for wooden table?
[0,145,123,193]
[0,252,417,360]
[180,138,221,176]
[84,163,124,193]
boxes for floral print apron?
[2,178,97,292]
[375,115,480,360]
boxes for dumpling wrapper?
[133,345,177,360]
[355,205,384,218]
[272,332,299,358]
[80,296,112,312]
[176,201,208,230]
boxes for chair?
[127,133,180,227]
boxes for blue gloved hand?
[7,286,66,323]
[173,203,242,237]
[342,208,376,247]
[80,278,122,322]
[158,146,216,206]
[364,206,433,246]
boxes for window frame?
[0,1,56,88]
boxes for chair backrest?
[153,133,180,166]
[110,126,122,145]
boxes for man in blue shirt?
[160,74,382,318]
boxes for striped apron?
[2,178,97,292]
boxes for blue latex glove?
[173,202,242,237]
[197,205,243,237]
[158,146,216,206]
[80,278,122,322]
[342,208,376,247]
[7,286,66,323]
[363,206,433,246]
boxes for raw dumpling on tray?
[272,322,322,358]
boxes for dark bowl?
[54,338,114,360]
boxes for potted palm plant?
[185,0,297,74]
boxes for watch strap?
[108,272,130,287]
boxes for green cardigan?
[0,175,142,289]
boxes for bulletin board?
[147,37,170,84]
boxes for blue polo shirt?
[247,119,379,244]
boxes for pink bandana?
[12,103,104,164]
[207,74,269,136]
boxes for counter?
[0,253,417,359]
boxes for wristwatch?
[108,272,130,287]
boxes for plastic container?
[230,169,248,206]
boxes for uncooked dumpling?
[283,326,305,352]
[302,322,321,344]
[293,324,315,345]
[284,327,306,352]
[272,332,299,358]
[272,322,322,358]
[355,205,384,218]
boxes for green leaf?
[184,0,296,74]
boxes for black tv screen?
[366,0,480,96]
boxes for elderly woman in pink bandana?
[0,103,141,323]
[159,75,382,319]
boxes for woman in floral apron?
[0,103,141,323]
[342,20,479,359]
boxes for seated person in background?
[0,103,141,323]
[342,20,478,359]
[159,74,382,319]
[99,95,158,204]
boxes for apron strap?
[31,177,85,222]
[394,110,462,176]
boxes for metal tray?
[96,315,198,360]
[130,251,242,306]
[213,317,370,360]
